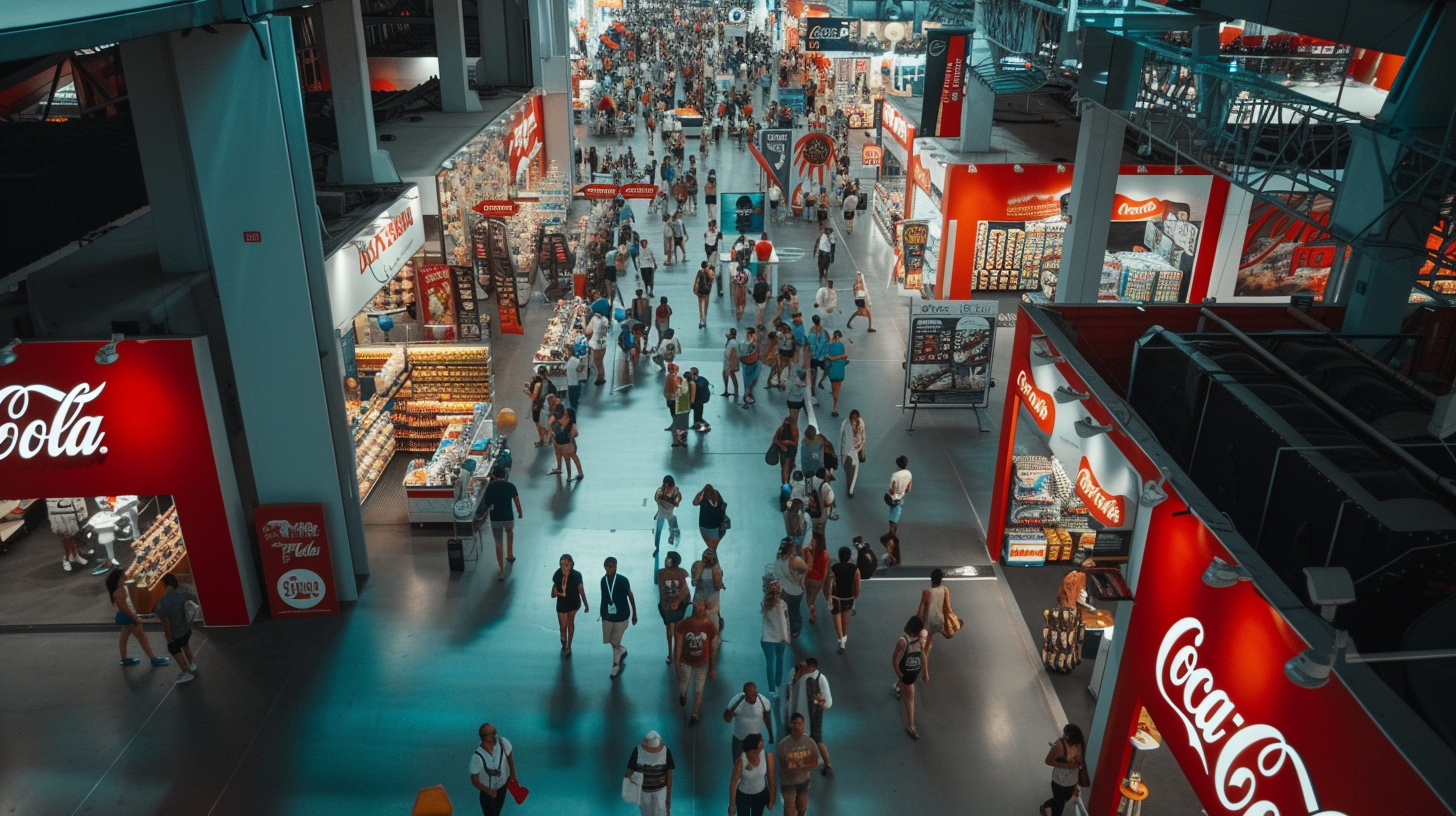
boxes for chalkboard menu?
[904,300,998,407]
[450,265,485,341]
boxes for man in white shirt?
[786,658,834,775]
[813,279,838,319]
[885,455,913,563]
[565,346,586,411]
[468,723,517,816]
[840,191,859,234]
[814,228,835,284]
[768,184,782,224]
[587,311,610,385]
[724,681,774,760]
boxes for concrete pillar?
[122,20,367,599]
[477,0,513,88]
[435,0,483,112]
[960,69,994,153]
[320,0,400,183]
[1059,105,1124,303]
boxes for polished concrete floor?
[0,101,1125,816]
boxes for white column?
[321,0,400,183]
[1059,105,1124,303]
[435,0,483,112]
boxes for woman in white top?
[728,733,777,816]
[847,271,874,332]
[722,328,741,402]
[760,580,791,693]
[771,538,807,638]
[916,568,950,682]
[838,410,866,498]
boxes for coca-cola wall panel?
[0,338,259,624]
[1091,489,1454,816]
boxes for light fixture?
[1073,416,1113,438]
[0,339,18,366]
[1285,644,1339,689]
[1056,163,1067,173]
[1304,566,1356,623]
[1054,385,1089,403]
[1201,556,1252,588]
[95,333,123,365]
[1013,164,1024,173]
[1032,349,1064,363]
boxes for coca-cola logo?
[0,383,107,460]
[1157,617,1342,816]
[1077,456,1126,527]
[509,106,540,160]
[808,23,848,40]
[1113,194,1165,220]
[1015,369,1055,434]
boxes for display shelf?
[124,507,187,611]
[402,406,502,523]
[972,218,1064,292]
[536,299,587,369]
[873,180,903,245]
[1004,455,1095,565]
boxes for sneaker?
[62,560,73,572]
[188,661,198,672]
[149,657,170,667]
[173,672,195,685]
[120,657,140,667]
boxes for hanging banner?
[473,199,519,218]
[581,183,620,199]
[793,132,836,186]
[484,219,524,335]
[418,263,457,341]
[803,17,855,52]
[450,265,484,341]
[901,220,929,289]
[254,504,340,619]
[921,27,969,139]
[904,300,998,407]
[753,128,794,195]
[619,183,659,200]
[507,95,545,189]
[861,144,883,168]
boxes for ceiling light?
[1074,417,1113,438]
[95,333,123,365]
[1054,385,1089,403]
[1201,556,1251,588]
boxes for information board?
[904,299,998,407]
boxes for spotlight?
[1285,647,1334,689]
[0,339,17,366]
[1201,556,1251,588]
[95,333,123,365]
[1054,385,1089,403]
[1073,416,1113,438]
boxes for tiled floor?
[0,88,1121,816]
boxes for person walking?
[601,557,638,678]
[776,713,818,816]
[690,547,725,638]
[549,404,583,481]
[799,426,825,482]
[785,657,833,775]
[640,240,659,297]
[1041,725,1088,816]
[824,331,848,417]
[891,616,928,739]
[884,455,913,563]
[152,573,199,684]
[672,213,688,264]
[690,367,712,432]
[653,475,682,554]
[846,271,874,332]
[666,364,693,448]
[728,733,776,816]
[657,550,690,663]
[760,580,790,694]
[625,731,675,816]
[109,568,167,668]
[653,301,675,357]
[722,329,741,402]
[731,264,749,321]
[814,227,835,284]
[840,188,859,234]
[674,602,718,725]
[469,723,518,816]
[802,534,829,627]
[551,554,588,657]
[813,278,838,322]
[475,467,522,581]
[692,484,727,549]
[784,365,809,426]
[828,546,860,653]
[740,328,762,407]
[565,344,587,412]
[693,262,715,329]
[838,410,865,498]
[525,368,554,447]
[771,538,807,638]
[916,568,952,682]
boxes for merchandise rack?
[124,506,188,613]
[535,299,587,371]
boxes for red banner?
[1075,456,1127,527]
[861,144,882,168]
[473,199,519,218]
[1014,368,1056,434]
[581,183,620,199]
[619,183,659,200]
[254,504,339,618]
[418,264,458,340]
[507,95,545,186]
[1111,194,1168,221]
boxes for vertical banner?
[755,128,794,195]
[450,265,484,341]
[901,220,929,290]
[904,300,998,407]
[417,263,458,341]
[920,27,970,139]
[485,219,524,335]
[254,504,340,618]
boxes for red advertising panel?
[507,95,546,187]
[417,264,458,340]
[861,144,883,168]
[880,101,916,153]
[254,503,339,618]
[581,183,620,199]
[619,184,659,200]
[0,338,256,625]
[920,29,968,138]
[472,200,519,218]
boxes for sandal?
[893,683,901,700]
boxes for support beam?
[435,0,483,112]
[320,0,399,183]
[1058,105,1124,303]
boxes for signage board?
[619,183,659,200]
[722,192,766,235]
[450,265,485,341]
[581,183,619,199]
[861,144,883,168]
[803,16,855,52]
[325,188,425,329]
[472,199,519,218]
[1005,533,1049,566]
[754,128,793,195]
[418,263,457,341]
[904,299,998,407]
[254,503,340,618]
[880,100,915,154]
[921,28,969,139]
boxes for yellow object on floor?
[412,784,452,816]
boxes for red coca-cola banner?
[1076,456,1127,527]
[581,183,620,199]
[1015,368,1056,434]
[507,95,545,185]
[620,184,659,200]
[254,503,339,618]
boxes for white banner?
[325,187,425,329]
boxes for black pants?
[1041,782,1076,816]
[692,402,707,426]
[734,788,769,816]
[479,787,507,816]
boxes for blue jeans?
[654,514,679,549]
[784,592,803,637]
[761,640,787,692]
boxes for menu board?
[901,220,929,290]
[904,300,998,407]
[450,265,484,341]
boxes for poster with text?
[921,28,969,139]
[254,504,339,618]
[904,299,998,407]
[450,265,484,341]
[901,220,929,291]
[1236,193,1336,299]
[417,264,457,341]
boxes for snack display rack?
[394,344,493,452]
[1097,251,1185,303]
[402,405,503,523]
[1003,455,1094,567]
[872,180,903,244]
[124,506,188,614]
[353,392,397,500]
[972,218,1064,292]
[535,298,588,371]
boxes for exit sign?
[243,231,262,243]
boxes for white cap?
[643,731,663,748]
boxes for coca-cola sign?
[0,383,107,460]
[1077,456,1126,527]
[881,102,914,152]
[1016,369,1055,434]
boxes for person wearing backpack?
[690,366,713,432]
[152,573,199,684]
[693,261,715,329]
[725,682,774,760]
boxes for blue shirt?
[600,573,633,621]
[808,331,829,360]
[792,322,808,346]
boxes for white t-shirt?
[761,599,790,643]
[587,315,609,350]
[890,468,913,499]
[815,286,838,313]
[468,738,513,790]
[842,194,859,213]
[726,692,773,739]
[565,354,586,386]
[769,186,782,203]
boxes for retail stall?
[0,338,259,626]
[401,404,505,524]
[535,298,589,373]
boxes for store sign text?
[0,383,107,461]
[881,104,913,151]
[1016,369,1055,434]
[1157,617,1348,816]
[358,207,417,275]
[1113,194,1165,221]
[1077,456,1126,527]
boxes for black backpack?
[694,270,712,296]
[855,538,878,579]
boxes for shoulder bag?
[622,774,642,803]
[724,693,745,723]
[765,441,781,466]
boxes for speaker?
[1078,28,1144,111]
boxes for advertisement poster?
[754,128,794,195]
[417,263,457,341]
[722,192,766,234]
[254,503,340,618]
[901,220,929,290]
[921,28,969,139]
[803,17,855,52]
[450,265,484,341]
[1236,193,1336,298]
[484,219,524,335]
[778,86,806,116]
[507,94,546,190]
[904,300,998,407]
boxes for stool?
[412,784,452,816]
[1117,780,1149,816]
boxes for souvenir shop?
[991,302,1456,816]
[872,98,914,252]
[0,338,260,627]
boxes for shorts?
[675,237,686,247]
[900,668,921,686]
[489,520,514,542]
[115,611,133,626]
[676,661,710,695]
[787,400,805,411]
[166,630,193,656]
[831,597,854,614]
[810,359,825,370]
[808,709,825,742]
[843,211,855,220]
[700,525,722,538]
[782,781,810,796]
[888,503,904,524]
[660,602,686,624]
[770,200,779,210]
[602,618,629,647]
[531,406,543,424]
[854,298,866,308]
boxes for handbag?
[721,514,732,533]
[507,779,530,805]
[622,773,643,803]
[766,442,781,466]
[884,492,901,507]
[941,592,963,638]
